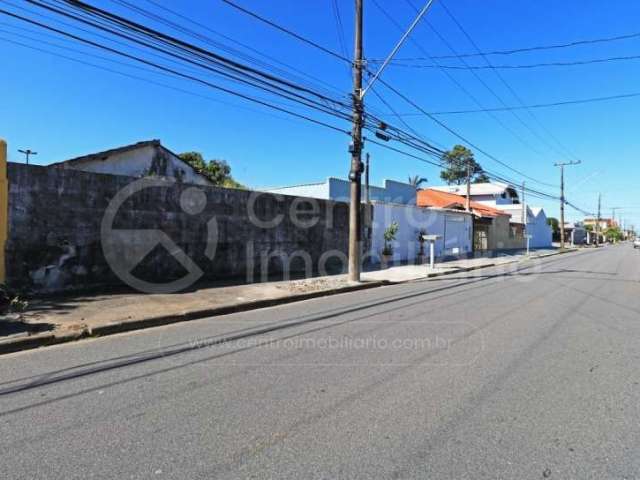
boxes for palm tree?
[408,175,428,190]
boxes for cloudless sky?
[2,0,640,227]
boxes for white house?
[49,140,213,186]
[431,182,552,248]
[263,177,472,263]
[431,182,521,206]
[369,202,473,263]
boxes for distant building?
[430,181,521,206]
[583,217,616,231]
[263,177,473,263]
[417,188,523,253]
[430,182,552,248]
[48,139,213,186]
[263,177,417,205]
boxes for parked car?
[634,238,640,249]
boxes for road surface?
[2,245,639,479]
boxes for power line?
[373,0,562,173]
[6,2,588,211]
[378,53,640,70]
[330,0,349,60]
[1,5,353,133]
[377,30,640,60]
[390,91,640,115]
[436,0,580,164]
[128,0,347,98]
[19,0,359,129]
[368,0,556,187]
[220,0,350,63]
[0,33,340,127]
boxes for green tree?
[605,226,623,242]
[547,217,560,241]
[407,175,428,189]
[179,152,243,188]
[440,145,487,185]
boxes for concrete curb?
[0,248,582,356]
[0,280,387,356]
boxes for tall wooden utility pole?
[465,161,471,212]
[348,0,364,282]
[554,160,581,250]
[521,181,527,248]
[595,193,601,247]
[347,0,435,280]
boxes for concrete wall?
[6,164,358,292]
[369,202,473,263]
[55,144,212,187]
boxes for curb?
[0,280,386,356]
[0,248,583,356]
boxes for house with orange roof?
[417,189,526,253]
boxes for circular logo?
[101,177,218,294]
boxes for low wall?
[6,163,362,292]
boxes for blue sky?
[2,0,640,227]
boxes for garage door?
[444,215,467,256]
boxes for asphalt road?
[2,245,639,479]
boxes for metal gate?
[444,215,466,256]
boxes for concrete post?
[429,240,435,270]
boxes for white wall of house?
[58,144,212,186]
[527,208,553,248]
[265,177,417,205]
[262,181,330,200]
[369,202,473,263]
[493,204,552,248]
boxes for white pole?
[429,241,435,270]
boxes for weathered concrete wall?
[6,163,358,292]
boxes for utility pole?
[522,181,528,254]
[18,149,37,164]
[364,152,371,246]
[611,207,621,225]
[554,160,581,250]
[595,193,601,247]
[346,0,434,280]
[348,0,364,282]
[364,153,370,206]
[465,161,471,212]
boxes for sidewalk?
[0,248,575,354]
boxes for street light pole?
[18,149,37,164]
[554,160,581,250]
